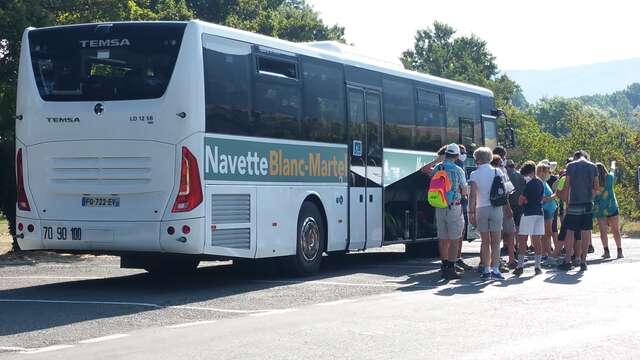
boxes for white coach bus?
[15,20,498,275]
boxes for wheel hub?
[300,217,320,261]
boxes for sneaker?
[480,272,491,280]
[534,267,542,275]
[513,267,524,276]
[508,261,518,270]
[491,271,505,280]
[454,264,465,273]
[542,257,556,269]
[602,249,611,259]
[499,262,509,273]
[588,244,595,254]
[617,249,624,259]
[456,259,474,271]
[572,257,581,267]
[579,263,588,271]
[558,261,573,271]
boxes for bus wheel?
[289,201,325,276]
[142,256,200,275]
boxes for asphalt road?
[0,239,638,359]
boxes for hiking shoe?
[534,267,543,275]
[456,259,474,271]
[602,249,611,259]
[480,272,491,280]
[617,249,624,259]
[558,261,573,271]
[513,267,524,276]
[491,271,505,280]
[444,268,461,280]
[579,263,588,271]
[588,244,595,254]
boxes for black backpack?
[490,169,508,207]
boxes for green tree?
[401,21,521,109]
[401,21,497,84]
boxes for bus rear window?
[28,23,186,101]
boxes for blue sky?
[307,0,640,71]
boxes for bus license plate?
[42,226,82,241]
[82,196,120,207]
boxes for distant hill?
[506,58,640,103]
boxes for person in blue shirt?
[422,143,468,280]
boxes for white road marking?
[0,276,101,280]
[252,279,428,288]
[250,309,296,317]
[167,320,217,329]
[78,334,130,344]
[0,346,27,352]
[0,299,267,314]
[19,344,74,354]
[316,299,356,306]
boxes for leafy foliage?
[401,21,522,110]
[577,83,640,127]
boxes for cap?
[445,143,460,156]
[540,159,558,171]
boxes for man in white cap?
[422,143,468,280]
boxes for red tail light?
[16,148,31,211]
[172,147,203,213]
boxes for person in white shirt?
[469,147,505,280]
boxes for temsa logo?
[79,39,131,48]
[47,117,80,123]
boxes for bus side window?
[301,58,346,143]
[252,55,301,140]
[414,88,445,151]
[203,35,252,136]
[382,77,414,150]
[445,91,479,147]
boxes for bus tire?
[142,255,200,275]
[405,241,440,258]
[289,201,325,276]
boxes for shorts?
[519,215,545,236]
[559,215,581,241]
[436,205,464,240]
[476,206,503,233]
[565,214,593,233]
[502,214,516,234]
[596,210,620,219]
[544,210,554,221]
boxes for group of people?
[423,143,624,280]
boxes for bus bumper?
[15,216,205,254]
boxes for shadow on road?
[0,248,618,337]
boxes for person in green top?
[594,162,623,259]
